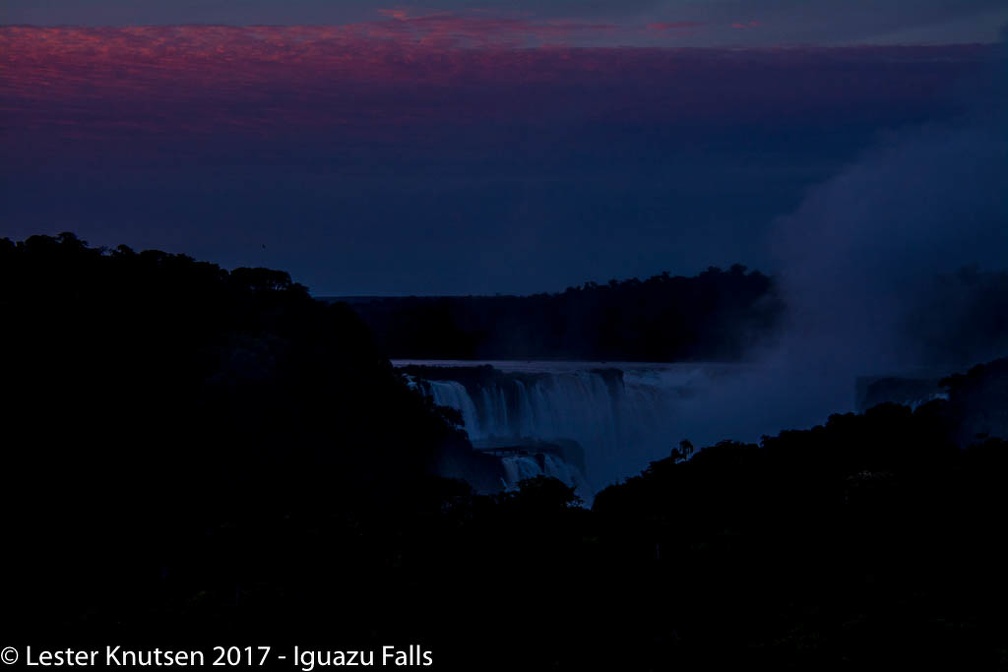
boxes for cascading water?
[399,360,741,497]
[428,371,619,449]
[428,380,483,434]
[499,453,587,493]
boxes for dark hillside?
[3,233,1007,669]
[1,233,469,642]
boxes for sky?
[2,2,1006,296]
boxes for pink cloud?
[377,8,411,20]
[367,9,620,47]
[0,26,989,153]
[647,21,705,32]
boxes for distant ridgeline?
[331,265,784,362]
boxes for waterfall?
[427,380,482,435]
[399,360,732,496]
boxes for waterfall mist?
[665,34,1008,448]
[402,35,1007,494]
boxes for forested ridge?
[2,233,1007,670]
[338,265,783,361]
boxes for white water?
[499,453,590,496]
[397,360,753,494]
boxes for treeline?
[339,264,783,361]
[0,232,463,489]
[3,234,1007,669]
[589,381,1008,669]
[1,233,473,644]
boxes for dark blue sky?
[1,7,1005,295]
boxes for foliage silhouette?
[340,264,784,361]
[2,234,1006,670]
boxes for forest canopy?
[2,233,1007,669]
[339,264,784,361]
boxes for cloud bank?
[1,26,987,152]
[0,28,997,297]
[672,32,1007,446]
